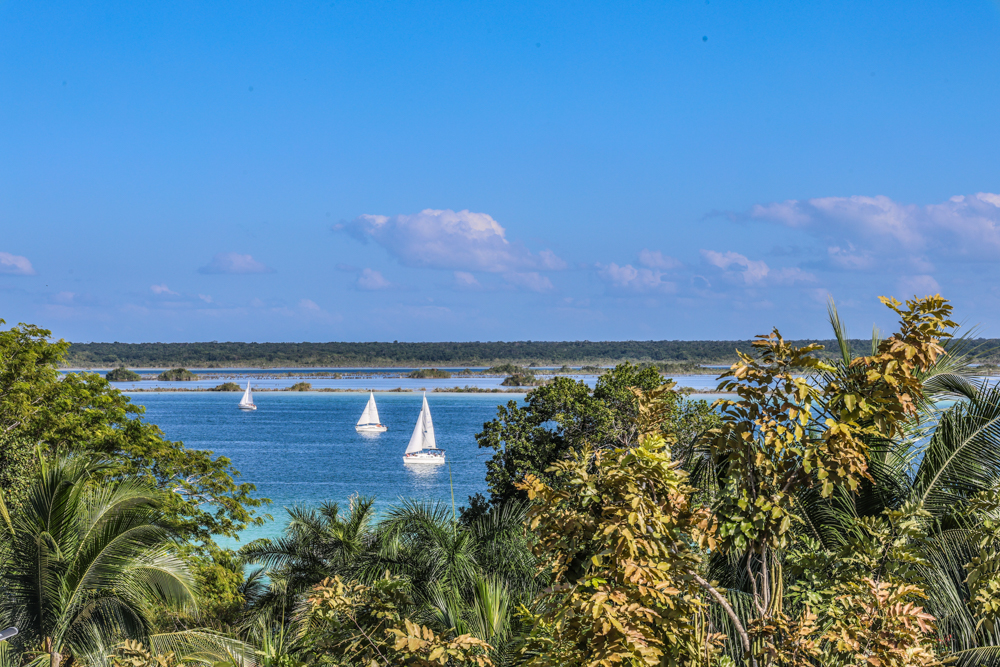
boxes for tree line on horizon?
[60,337,1000,368]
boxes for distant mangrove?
[209,382,242,391]
[157,368,197,381]
[106,367,140,382]
[407,368,452,379]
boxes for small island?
[407,368,452,379]
[501,371,543,387]
[106,367,141,382]
[486,363,524,375]
[288,381,312,391]
[157,368,198,381]
[209,382,242,391]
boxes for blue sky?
[2,1,999,343]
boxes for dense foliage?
[0,320,267,549]
[60,338,996,369]
[475,362,720,508]
[499,372,539,387]
[158,368,198,381]
[408,368,453,379]
[9,295,1000,666]
[107,367,142,381]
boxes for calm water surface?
[128,376,727,546]
[129,391,522,545]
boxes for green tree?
[210,382,242,392]
[107,367,142,382]
[699,296,960,665]
[475,362,717,506]
[240,497,378,620]
[0,455,196,667]
[157,368,197,381]
[0,434,36,515]
[517,426,719,666]
[0,320,267,548]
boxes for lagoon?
[129,391,519,545]
[125,373,728,546]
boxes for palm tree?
[695,299,1000,664]
[245,496,537,666]
[0,454,197,667]
[358,499,537,666]
[239,496,376,621]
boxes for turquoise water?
[129,391,522,545]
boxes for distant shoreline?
[120,386,733,395]
[67,338,986,370]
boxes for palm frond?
[911,383,1000,516]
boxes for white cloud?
[638,249,681,270]
[198,294,213,303]
[597,263,676,294]
[357,268,392,290]
[344,209,564,272]
[0,252,35,275]
[751,192,1000,260]
[503,272,554,292]
[199,252,274,274]
[700,250,814,286]
[299,298,321,310]
[701,250,771,284]
[151,283,179,295]
[452,271,482,290]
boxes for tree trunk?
[45,638,62,667]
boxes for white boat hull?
[403,449,446,465]
[356,424,387,433]
[238,404,257,411]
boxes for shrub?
[209,382,242,392]
[106,367,141,382]
[407,368,452,379]
[500,372,538,387]
[157,368,197,381]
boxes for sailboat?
[238,381,257,411]
[356,391,387,433]
[403,393,445,464]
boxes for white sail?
[421,394,437,449]
[405,394,435,454]
[357,392,380,426]
[239,382,254,407]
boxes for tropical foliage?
[0,455,196,666]
[0,320,267,548]
[9,294,1000,665]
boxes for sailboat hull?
[238,404,257,411]
[356,424,387,433]
[403,450,446,465]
